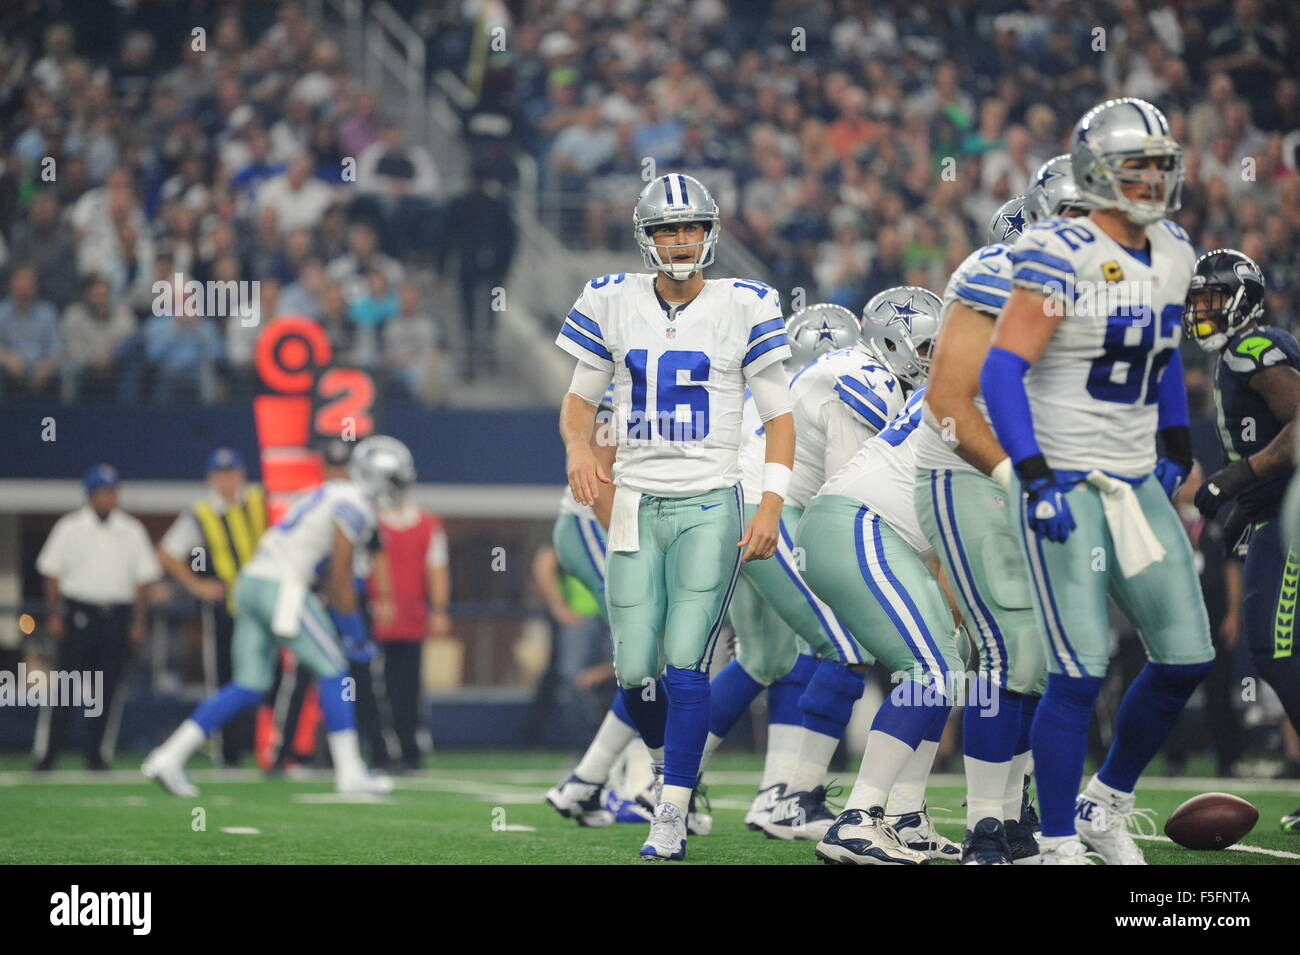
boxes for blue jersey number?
[589,273,626,289]
[279,488,326,531]
[732,279,774,300]
[879,389,926,447]
[626,349,711,441]
[1086,304,1183,405]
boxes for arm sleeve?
[426,526,449,567]
[133,524,163,584]
[568,359,614,405]
[35,518,68,578]
[823,400,872,478]
[952,246,1014,316]
[555,283,614,372]
[333,496,371,545]
[747,359,792,422]
[832,374,891,432]
[741,288,790,376]
[981,346,1045,468]
[159,513,200,562]
[1009,226,1076,307]
[1157,345,1190,431]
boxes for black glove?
[1194,459,1255,520]
[1219,504,1251,559]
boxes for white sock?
[327,729,367,780]
[662,784,692,811]
[1085,773,1132,805]
[845,730,915,812]
[699,732,725,773]
[157,720,206,766]
[574,711,638,784]
[1002,751,1032,821]
[887,738,938,816]
[967,755,1014,829]
[787,726,840,793]
[647,746,665,764]
[760,723,801,790]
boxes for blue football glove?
[329,608,374,663]
[1021,473,1077,544]
[1153,457,1189,499]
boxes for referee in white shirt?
[34,464,162,771]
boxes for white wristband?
[763,462,792,500]
[991,457,1013,492]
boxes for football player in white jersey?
[913,176,1088,864]
[143,437,413,797]
[556,173,795,861]
[797,287,964,864]
[705,304,893,840]
[982,98,1211,865]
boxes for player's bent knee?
[799,659,865,724]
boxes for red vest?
[369,510,443,641]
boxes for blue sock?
[317,674,356,733]
[798,659,865,738]
[610,689,637,729]
[926,699,953,742]
[1098,661,1212,793]
[191,683,261,735]
[869,686,932,748]
[963,673,1023,763]
[662,666,709,790]
[707,660,765,738]
[768,653,817,727]
[620,682,667,750]
[1031,673,1103,838]
[1018,694,1039,756]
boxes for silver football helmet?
[633,173,721,281]
[785,303,860,369]
[1025,154,1088,225]
[860,286,943,388]
[349,435,416,506]
[986,196,1028,246]
[1070,97,1183,227]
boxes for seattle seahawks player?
[1184,250,1300,828]
[914,182,1090,864]
[982,98,1210,865]
[143,437,411,797]
[799,287,965,865]
[556,173,795,861]
[718,303,895,841]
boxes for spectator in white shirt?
[254,154,336,234]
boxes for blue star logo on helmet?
[1038,166,1064,188]
[816,320,835,343]
[1001,205,1025,236]
[886,296,921,331]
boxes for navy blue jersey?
[1213,325,1300,519]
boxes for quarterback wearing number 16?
[981,98,1214,865]
[556,173,795,861]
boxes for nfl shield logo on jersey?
[667,326,676,340]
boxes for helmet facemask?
[1183,286,1234,352]
[1085,148,1184,227]
[637,218,719,281]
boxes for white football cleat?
[1075,778,1153,865]
[888,804,961,861]
[1038,837,1099,865]
[546,774,615,827]
[141,751,198,798]
[639,802,688,861]
[337,768,394,795]
[814,807,928,865]
[744,782,786,830]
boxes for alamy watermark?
[0,664,103,716]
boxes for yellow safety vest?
[193,485,267,613]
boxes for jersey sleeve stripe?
[1012,267,1072,292]
[954,283,1008,310]
[748,317,786,342]
[1010,248,1074,275]
[834,382,887,430]
[566,308,603,339]
[742,334,789,367]
[965,273,1012,291]
[559,324,614,362]
[835,374,889,413]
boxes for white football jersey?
[244,480,376,586]
[737,390,765,506]
[913,242,1014,473]
[784,346,904,510]
[822,387,932,557]
[556,272,790,497]
[1007,216,1196,477]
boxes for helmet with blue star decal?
[785,303,860,369]
[986,195,1028,246]
[1070,97,1183,226]
[633,173,721,281]
[860,286,943,388]
[1025,155,1088,225]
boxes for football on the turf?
[1164,793,1259,850]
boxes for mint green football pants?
[552,512,609,622]
[727,571,802,685]
[796,494,962,689]
[915,467,1047,696]
[606,486,744,689]
[231,573,349,691]
[1009,473,1213,678]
